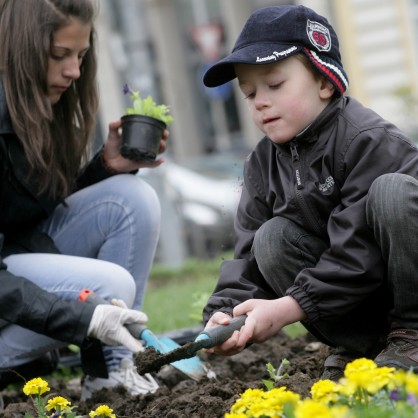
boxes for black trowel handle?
[197,315,247,348]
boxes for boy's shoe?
[81,358,159,400]
[320,347,359,382]
[374,328,418,371]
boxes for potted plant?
[120,84,174,162]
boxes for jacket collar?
[0,78,14,135]
[271,96,345,153]
[295,96,344,142]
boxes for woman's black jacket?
[0,81,114,355]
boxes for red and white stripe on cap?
[303,47,349,94]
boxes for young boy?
[202,5,418,381]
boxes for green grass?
[143,251,307,339]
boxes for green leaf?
[123,86,174,125]
[262,379,274,390]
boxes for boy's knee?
[367,173,417,223]
[369,173,414,199]
[367,173,418,207]
[253,217,294,263]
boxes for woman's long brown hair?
[0,0,99,199]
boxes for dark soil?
[1,332,330,418]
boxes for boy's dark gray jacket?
[0,81,113,351]
[204,96,418,351]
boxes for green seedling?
[263,358,290,390]
[123,84,174,126]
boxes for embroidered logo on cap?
[256,46,298,63]
[306,20,331,52]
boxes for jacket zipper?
[290,140,303,189]
[289,140,323,236]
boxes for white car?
[138,153,245,264]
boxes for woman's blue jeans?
[0,174,160,369]
[252,173,418,355]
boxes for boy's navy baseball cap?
[203,5,349,95]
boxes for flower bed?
[3,332,418,417]
[226,358,418,417]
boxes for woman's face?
[47,19,91,104]
[235,56,334,144]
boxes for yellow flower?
[295,399,352,418]
[390,369,418,396]
[22,377,50,396]
[342,358,394,395]
[311,379,341,404]
[229,386,300,417]
[329,405,353,418]
[344,358,377,377]
[89,404,116,418]
[224,414,247,418]
[230,388,265,414]
[267,387,300,408]
[294,399,334,418]
[46,396,72,413]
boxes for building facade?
[96,0,418,157]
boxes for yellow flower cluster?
[226,387,300,417]
[22,378,117,418]
[340,358,394,396]
[226,358,418,418]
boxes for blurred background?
[94,0,418,266]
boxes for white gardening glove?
[111,298,130,309]
[87,303,148,353]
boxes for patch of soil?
[1,332,330,418]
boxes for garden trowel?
[135,315,247,380]
[79,289,211,380]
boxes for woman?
[0,0,167,399]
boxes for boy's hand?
[205,296,305,356]
[203,312,245,356]
[234,296,306,346]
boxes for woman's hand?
[204,296,306,356]
[87,303,148,353]
[102,119,169,173]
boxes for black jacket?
[204,97,418,350]
[0,80,113,347]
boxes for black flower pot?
[120,114,166,162]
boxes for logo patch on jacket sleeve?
[306,20,331,52]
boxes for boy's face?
[235,56,334,144]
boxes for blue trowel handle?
[196,315,247,348]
